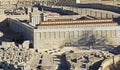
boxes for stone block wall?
[34,26,120,49]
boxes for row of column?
[39,30,117,40]
[31,15,41,26]
[76,9,116,18]
[61,6,119,18]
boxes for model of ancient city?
[0,0,120,70]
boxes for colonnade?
[49,6,120,18]
[39,30,117,40]
[34,27,120,49]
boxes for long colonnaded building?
[6,6,120,50]
[5,6,120,50]
[33,18,120,49]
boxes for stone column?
[59,31,61,39]
[95,11,97,18]
[89,10,92,16]
[54,32,56,39]
[106,13,108,18]
[114,30,117,37]
[49,32,51,39]
[44,32,46,39]
[101,12,102,19]
[34,32,40,49]
[85,9,87,15]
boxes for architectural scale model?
[0,0,120,70]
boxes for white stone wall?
[29,12,42,27]
[34,26,120,49]
[44,15,81,21]
[8,15,29,21]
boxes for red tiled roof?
[36,21,116,26]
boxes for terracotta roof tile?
[37,21,116,26]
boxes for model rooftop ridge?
[36,18,117,26]
[37,22,116,26]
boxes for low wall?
[8,15,29,21]
[44,15,82,21]
[0,14,29,23]
[98,55,120,70]
[46,6,120,19]
[34,26,120,49]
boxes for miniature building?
[1,5,120,50]
[0,1,120,70]
[33,18,120,49]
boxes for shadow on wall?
[72,32,107,47]
[0,61,22,70]
[0,18,24,45]
[62,32,114,51]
